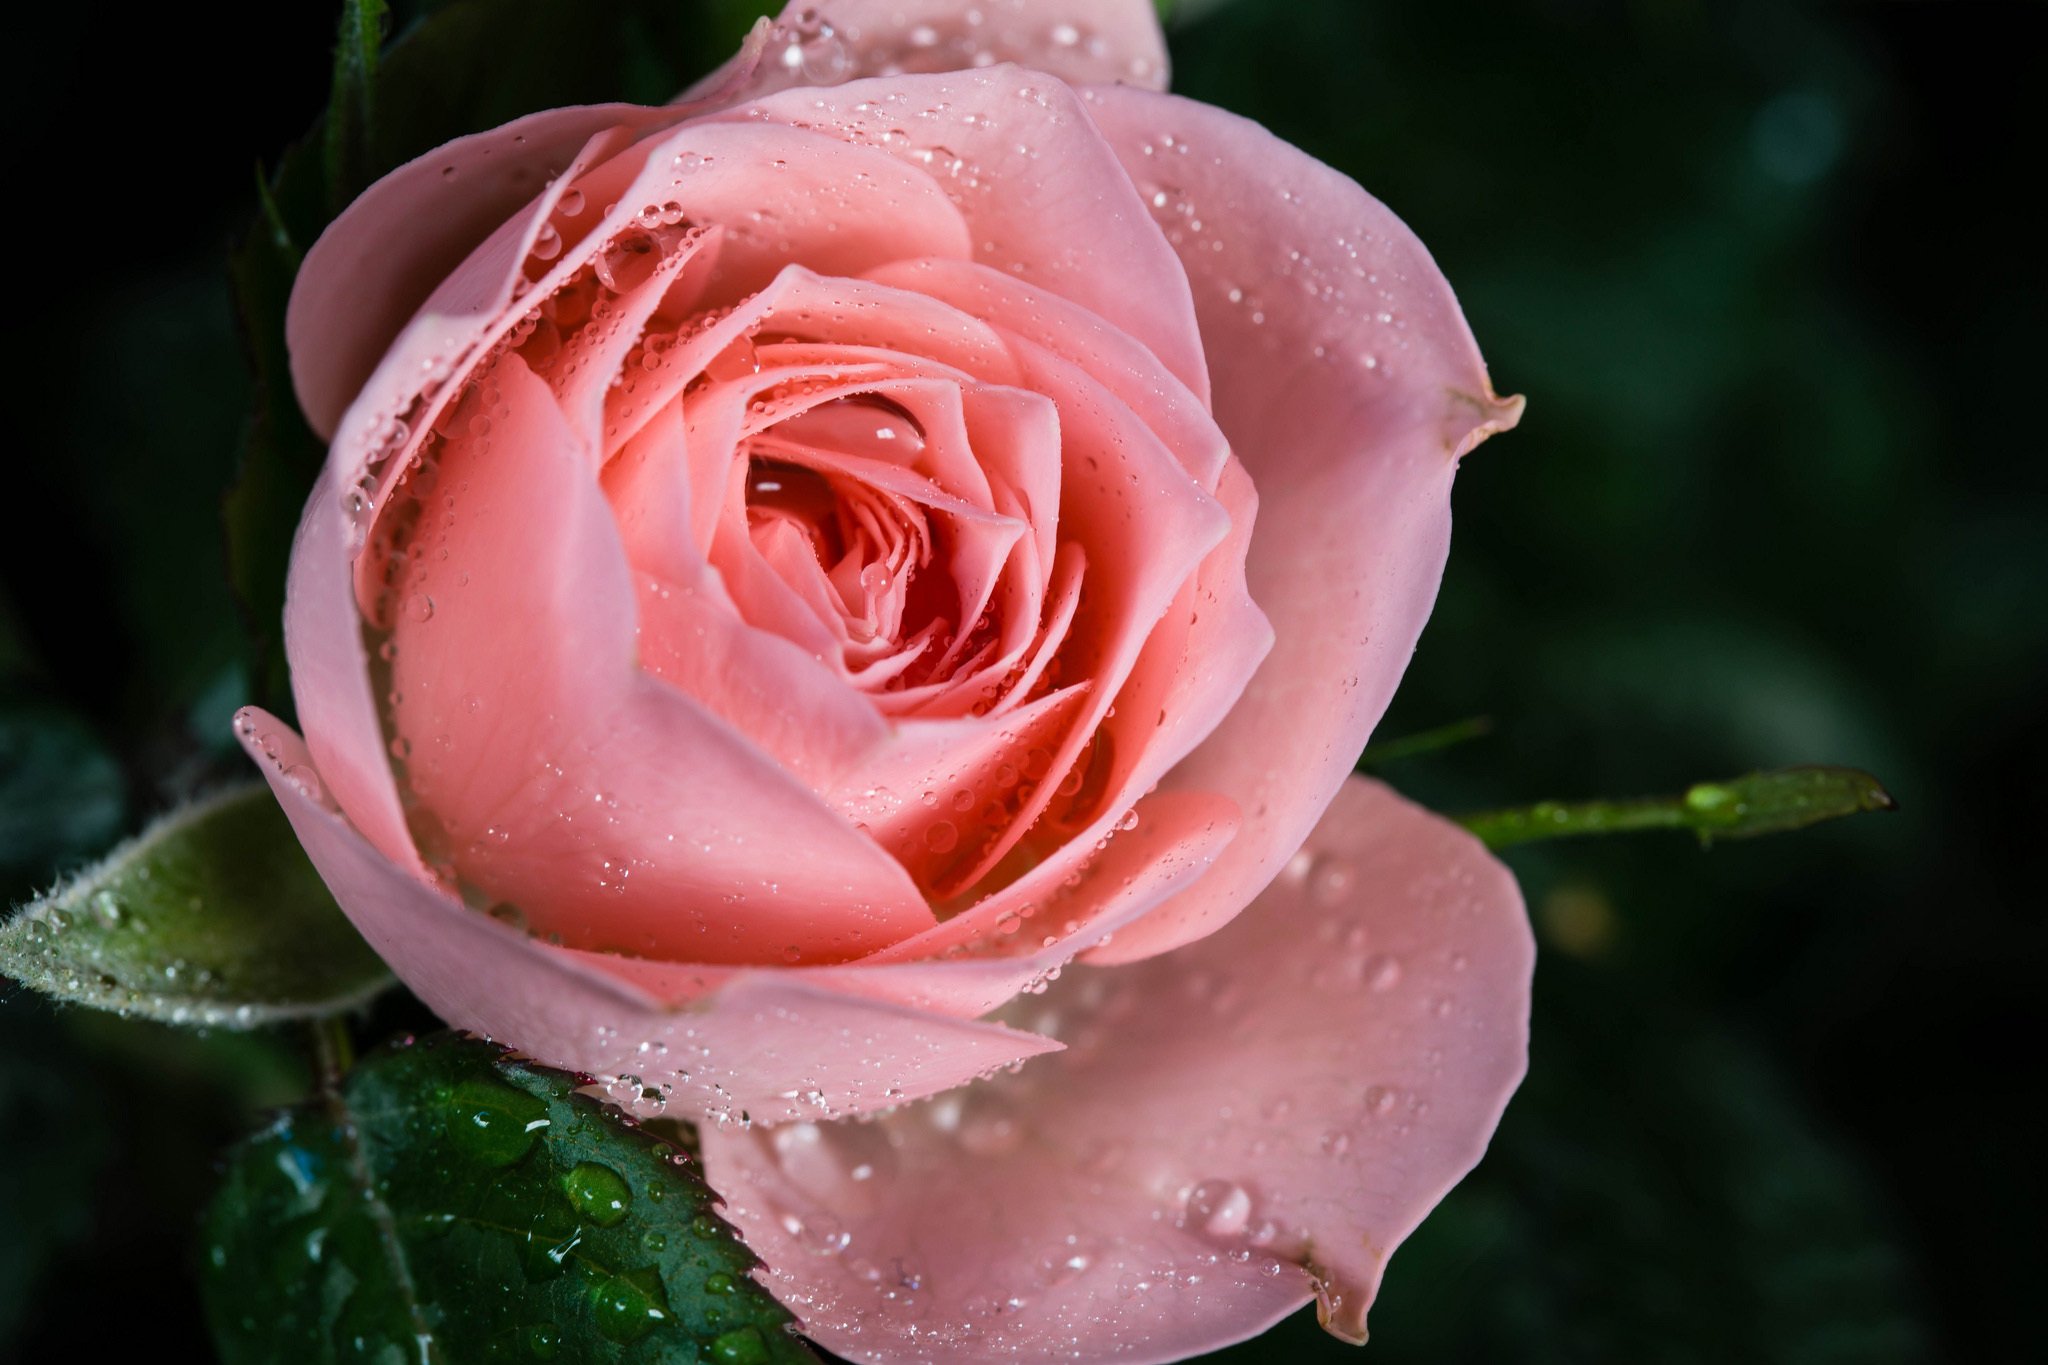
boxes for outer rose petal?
[1078,87,1525,965]
[289,0,1165,439]
[749,0,1169,93]
[236,708,1058,1125]
[700,778,1533,1361]
[282,464,430,876]
[286,105,657,439]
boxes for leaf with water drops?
[1454,764,1897,850]
[0,782,390,1027]
[201,1032,814,1365]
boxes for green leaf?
[326,0,391,215]
[201,1033,815,1365]
[0,783,389,1027]
[1454,765,1897,850]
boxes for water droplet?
[1038,1237,1096,1285]
[593,228,663,293]
[924,820,959,853]
[590,1266,671,1343]
[772,394,927,461]
[404,593,435,623]
[1308,855,1355,906]
[1184,1178,1253,1238]
[521,1207,583,1281]
[524,1325,561,1359]
[705,333,760,383]
[1366,955,1403,992]
[444,1079,547,1166]
[267,755,317,797]
[708,1326,772,1364]
[777,1200,856,1258]
[562,1162,631,1227]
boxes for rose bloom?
[236,1,1530,1359]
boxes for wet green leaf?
[201,1033,813,1365]
[1455,765,1897,849]
[0,783,389,1027]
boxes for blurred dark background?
[2,1,2040,1361]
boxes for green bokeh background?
[2,0,2040,1360]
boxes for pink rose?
[236,0,1530,1356]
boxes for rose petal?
[385,355,933,964]
[285,19,806,440]
[746,0,1170,95]
[282,465,430,876]
[866,257,1219,464]
[701,778,1532,1361]
[1079,87,1525,964]
[237,707,1058,1126]
[1071,456,1273,859]
[720,67,1207,405]
[286,104,672,439]
[578,788,1243,1023]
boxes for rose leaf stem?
[1454,765,1898,850]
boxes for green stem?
[307,1016,356,1093]
[1455,765,1897,851]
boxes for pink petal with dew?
[1078,87,1525,965]
[285,19,796,437]
[282,463,428,877]
[701,777,1533,1361]
[237,707,1057,1127]
[286,104,671,440]
[384,355,931,965]
[726,0,1171,99]
[571,788,1242,1022]
[720,67,1207,404]
[866,257,1221,464]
